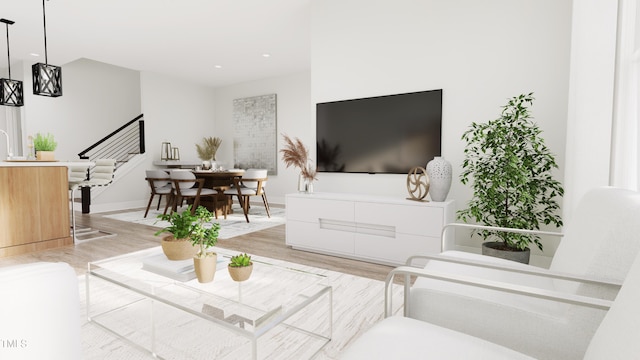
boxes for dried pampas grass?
[280,134,317,181]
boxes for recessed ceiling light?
[30,53,40,57]
[214,65,222,69]
[262,53,271,58]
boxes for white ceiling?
[0,0,311,88]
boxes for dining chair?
[223,168,270,222]
[144,169,173,218]
[69,159,117,242]
[170,170,222,217]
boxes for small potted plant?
[189,206,220,283]
[154,205,200,260]
[228,253,253,282]
[458,93,564,263]
[33,132,57,161]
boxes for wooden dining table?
[192,169,245,216]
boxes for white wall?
[311,0,572,256]
[22,58,141,161]
[212,72,311,205]
[563,0,619,222]
[97,71,217,211]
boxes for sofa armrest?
[384,265,613,317]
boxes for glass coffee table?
[86,246,332,360]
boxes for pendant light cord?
[4,22,10,79]
[42,0,48,65]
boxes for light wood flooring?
[0,205,395,281]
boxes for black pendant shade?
[0,18,24,107]
[32,0,62,97]
[32,63,62,97]
[0,78,24,107]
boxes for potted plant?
[196,136,222,169]
[33,132,57,161]
[155,205,200,260]
[458,93,564,263]
[227,253,253,282]
[280,134,317,192]
[189,206,220,283]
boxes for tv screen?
[316,89,442,174]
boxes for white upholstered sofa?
[0,262,82,360]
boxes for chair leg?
[70,185,79,243]
[243,196,250,222]
[144,194,155,218]
[156,194,163,210]
[262,192,271,218]
[163,193,173,215]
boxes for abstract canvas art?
[233,94,277,174]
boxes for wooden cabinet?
[0,166,72,257]
[285,192,455,266]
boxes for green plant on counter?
[229,253,252,267]
[33,132,57,151]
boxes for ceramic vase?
[426,156,452,202]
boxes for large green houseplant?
[458,93,564,262]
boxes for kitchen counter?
[0,163,82,257]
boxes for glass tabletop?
[87,246,330,335]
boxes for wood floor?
[0,205,395,281]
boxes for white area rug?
[79,254,404,360]
[103,205,285,240]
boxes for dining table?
[192,169,245,216]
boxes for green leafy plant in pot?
[228,253,253,282]
[33,132,57,161]
[155,205,202,261]
[457,93,564,264]
[189,206,220,283]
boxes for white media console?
[285,192,455,266]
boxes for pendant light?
[32,0,62,97]
[0,18,24,107]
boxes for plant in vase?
[189,206,220,283]
[458,93,564,264]
[196,136,222,170]
[33,132,57,161]
[154,206,200,260]
[228,253,253,282]
[280,134,317,192]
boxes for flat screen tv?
[316,89,442,174]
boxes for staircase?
[76,114,145,213]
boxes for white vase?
[426,156,452,202]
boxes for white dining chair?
[144,169,173,217]
[223,168,270,222]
